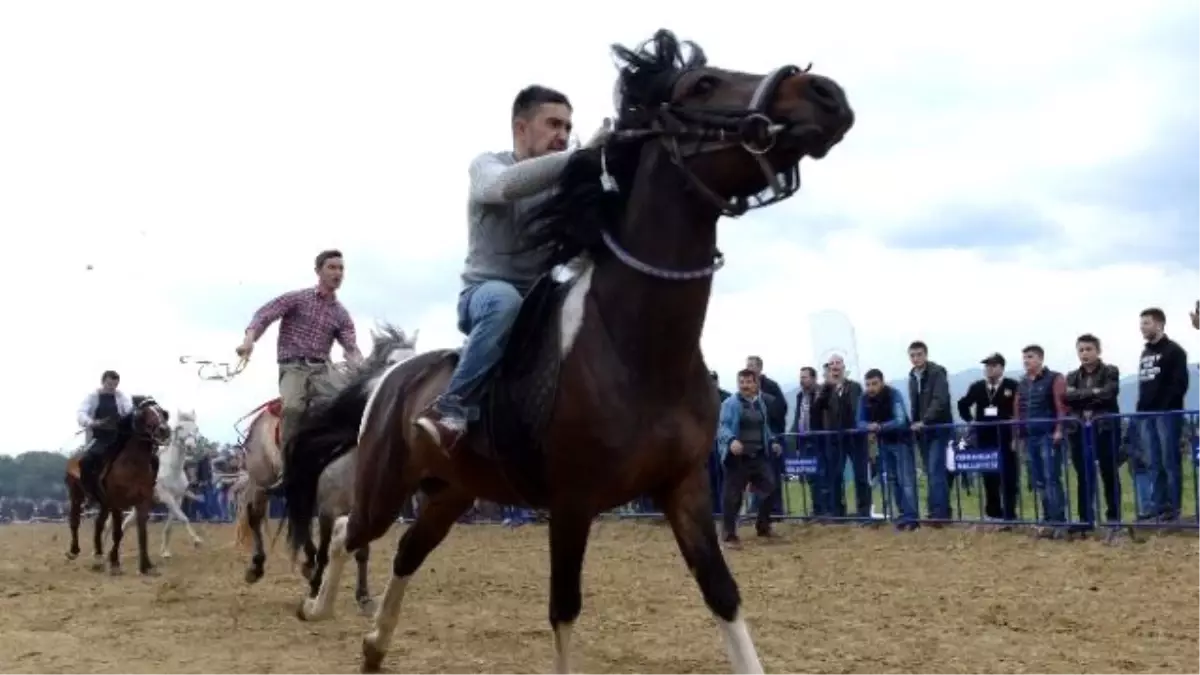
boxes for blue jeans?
[440,280,524,414]
[919,429,952,520]
[879,442,919,524]
[1025,434,1066,523]
[1138,414,1183,518]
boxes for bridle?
[606,64,811,219]
[595,63,813,280]
[133,399,172,445]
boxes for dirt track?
[0,521,1196,673]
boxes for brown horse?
[283,28,853,673]
[65,396,173,575]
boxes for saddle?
[456,272,574,505]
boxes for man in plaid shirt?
[236,249,363,455]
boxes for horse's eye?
[689,76,720,97]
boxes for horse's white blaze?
[300,515,351,621]
[553,620,575,674]
[358,356,412,444]
[363,574,412,658]
[717,614,763,674]
[559,263,593,357]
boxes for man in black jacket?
[811,356,866,518]
[907,341,954,522]
[1136,307,1191,521]
[957,353,1020,523]
[747,356,788,516]
[1065,334,1122,529]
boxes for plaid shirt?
[246,287,357,362]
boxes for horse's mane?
[363,322,417,371]
[522,29,708,268]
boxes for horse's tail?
[282,383,370,558]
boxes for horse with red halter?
[65,396,173,575]
[282,28,853,673]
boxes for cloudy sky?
[1,1,1196,454]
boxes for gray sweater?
[462,149,576,292]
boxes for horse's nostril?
[806,75,846,116]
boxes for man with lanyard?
[77,370,135,498]
[415,85,610,451]
[236,249,363,458]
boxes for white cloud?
[1,0,1196,453]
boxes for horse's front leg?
[360,490,474,672]
[91,505,110,571]
[136,501,157,575]
[161,485,203,556]
[547,507,595,674]
[658,466,764,674]
[354,543,375,616]
[244,491,268,583]
[306,514,333,599]
[66,483,83,560]
[107,508,124,575]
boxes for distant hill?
[782,363,1200,428]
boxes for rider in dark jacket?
[76,370,133,498]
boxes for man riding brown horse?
[66,392,173,575]
[414,85,612,451]
[76,369,135,501]
[284,28,854,673]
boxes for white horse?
[115,409,204,557]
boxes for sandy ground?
[0,520,1196,674]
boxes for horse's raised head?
[174,408,200,451]
[611,28,854,211]
[369,323,419,366]
[524,30,855,268]
[133,397,173,446]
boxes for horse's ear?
[410,328,420,344]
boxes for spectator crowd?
[712,306,1196,544]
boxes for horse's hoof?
[161,551,173,560]
[361,638,385,673]
[109,566,123,577]
[358,597,377,617]
[295,601,311,622]
[192,538,203,548]
[91,561,105,572]
[244,568,264,584]
[65,550,78,561]
[140,566,159,577]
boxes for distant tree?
[0,451,71,499]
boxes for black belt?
[278,357,327,365]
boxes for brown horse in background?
[283,28,853,673]
[65,396,173,575]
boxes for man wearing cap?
[957,354,1020,524]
